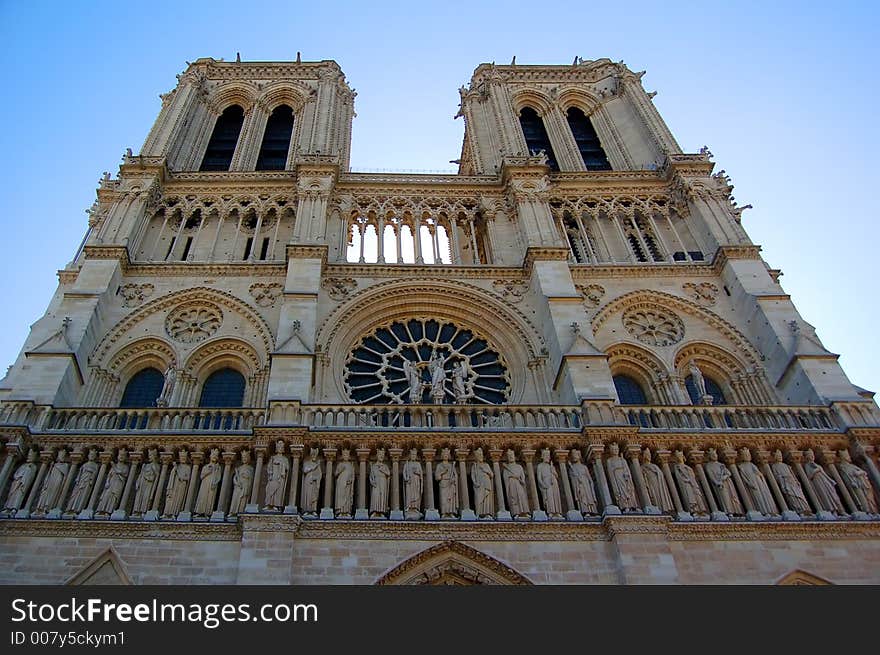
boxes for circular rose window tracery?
[165,303,223,344]
[622,306,684,347]
[344,319,510,404]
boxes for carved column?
[689,450,726,521]
[246,446,266,513]
[355,447,370,520]
[112,449,140,521]
[211,451,236,522]
[489,448,511,521]
[656,450,688,520]
[756,449,797,521]
[555,449,582,522]
[285,445,303,514]
[821,449,861,518]
[80,450,112,520]
[787,450,829,520]
[421,448,439,521]
[723,447,760,520]
[16,451,50,519]
[516,449,543,521]
[587,444,618,515]
[145,451,172,521]
[51,448,82,519]
[0,441,23,504]
[388,447,404,521]
[455,448,476,520]
[178,450,201,522]
[319,447,337,520]
[853,443,880,497]
[626,445,656,514]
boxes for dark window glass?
[518,107,558,171]
[566,107,611,170]
[119,368,164,408]
[200,105,244,171]
[685,375,727,405]
[256,105,294,170]
[198,368,246,408]
[613,374,648,405]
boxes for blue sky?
[0,1,877,396]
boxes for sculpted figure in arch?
[837,450,878,514]
[434,447,459,518]
[641,448,674,513]
[402,448,423,519]
[536,448,563,518]
[35,449,70,514]
[402,358,423,404]
[738,448,777,515]
[162,449,191,518]
[705,448,743,515]
[194,449,222,516]
[470,447,494,518]
[673,450,708,515]
[3,449,38,512]
[334,448,355,518]
[369,448,390,518]
[263,440,290,511]
[96,448,130,515]
[300,447,322,517]
[689,361,709,404]
[501,449,530,518]
[156,365,176,407]
[770,450,810,514]
[429,352,447,404]
[605,443,638,511]
[66,448,99,514]
[452,360,471,404]
[803,449,845,514]
[132,448,160,515]
[228,450,254,517]
[568,449,598,515]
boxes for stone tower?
[0,57,878,585]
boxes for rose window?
[165,303,223,344]
[622,307,684,346]
[344,319,510,404]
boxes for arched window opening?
[119,368,164,408]
[200,105,245,171]
[613,374,648,405]
[198,368,246,408]
[473,214,490,265]
[566,107,611,170]
[256,105,294,170]
[399,224,416,263]
[518,107,558,171]
[685,374,727,405]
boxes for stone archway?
[375,541,532,585]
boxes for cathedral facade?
[0,57,878,585]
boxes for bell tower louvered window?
[199,105,245,171]
[566,107,611,171]
[256,105,294,170]
[518,107,558,171]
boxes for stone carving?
[502,449,530,518]
[673,450,708,515]
[323,277,357,301]
[641,449,674,512]
[575,283,606,308]
[402,358,423,404]
[334,449,356,518]
[536,449,563,518]
[606,443,638,510]
[300,447,322,517]
[120,283,154,308]
[771,450,810,514]
[162,450,191,518]
[451,359,472,404]
[370,448,390,518]
[35,449,70,515]
[803,449,845,514]
[492,279,528,303]
[429,352,447,404]
[194,449,222,517]
[401,448,423,519]
[688,362,710,404]
[622,306,684,346]
[229,450,254,517]
[705,448,743,515]
[568,449,598,515]
[682,282,719,307]
[156,366,176,408]
[263,440,289,511]
[738,448,777,515]
[96,449,129,516]
[66,448,99,514]
[165,302,223,344]
[3,450,38,512]
[470,448,494,518]
[132,448,160,516]
[249,283,283,308]
[435,448,459,518]
[838,450,878,514]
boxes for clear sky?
[0,0,877,397]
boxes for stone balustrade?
[621,404,838,432]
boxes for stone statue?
[673,450,708,515]
[501,449,530,517]
[96,449,129,515]
[401,448,423,518]
[705,448,743,515]
[3,449,38,511]
[434,447,458,517]
[738,448,776,515]
[470,447,494,518]
[838,450,878,514]
[228,450,254,516]
[689,361,708,402]
[402,358,423,404]
[803,449,845,514]
[452,360,470,404]
[66,448,99,514]
[331,449,354,517]
[35,449,70,514]
[156,365,176,407]
[568,449,598,514]
[536,448,563,517]
[132,448,160,515]
[369,448,390,517]
[263,440,289,511]
[162,450,191,518]
[641,448,674,512]
[605,443,638,511]
[300,447,322,516]
[429,352,446,403]
[770,450,810,514]
[194,449,222,516]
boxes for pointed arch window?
[199,105,245,171]
[256,105,294,170]
[518,107,558,170]
[685,374,727,405]
[613,374,648,405]
[566,107,611,170]
[119,368,164,408]
[198,368,246,407]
